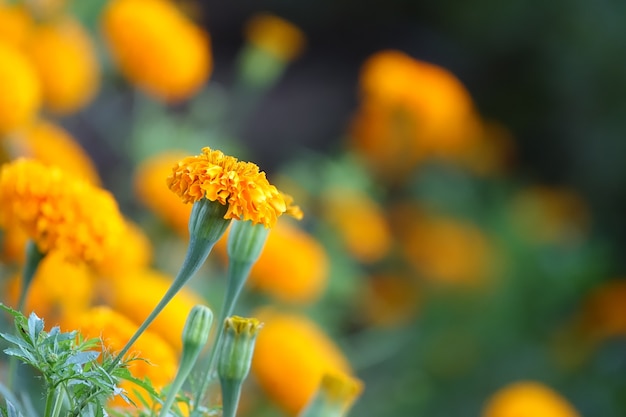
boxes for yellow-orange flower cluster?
[482,381,580,417]
[244,13,306,62]
[167,147,302,228]
[0,159,125,264]
[102,0,212,103]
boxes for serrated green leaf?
[27,312,44,344]
[65,350,100,366]
[0,332,32,349]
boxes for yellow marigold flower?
[392,205,496,286]
[349,50,482,182]
[214,219,328,304]
[507,185,590,245]
[482,381,580,417]
[321,188,392,263]
[102,0,212,103]
[62,306,178,408]
[167,147,302,228]
[244,13,306,62]
[24,16,100,114]
[97,219,153,277]
[3,250,94,324]
[0,41,41,135]
[0,159,125,265]
[0,222,29,264]
[0,3,33,47]
[251,308,352,416]
[4,119,101,185]
[134,151,193,237]
[102,268,206,353]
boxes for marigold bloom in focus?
[0,159,125,265]
[62,306,178,408]
[321,188,391,263]
[507,186,590,245]
[102,0,212,102]
[349,50,482,182]
[252,308,352,416]
[482,381,580,417]
[0,41,41,134]
[134,151,192,237]
[4,119,101,185]
[4,251,94,324]
[102,268,205,352]
[24,16,100,114]
[167,147,302,228]
[244,13,306,62]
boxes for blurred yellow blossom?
[321,188,391,263]
[0,159,125,265]
[244,13,306,62]
[482,381,580,417]
[252,308,353,416]
[97,219,153,277]
[215,219,328,304]
[0,41,41,135]
[4,119,101,185]
[3,250,94,324]
[0,3,33,47]
[349,50,483,182]
[24,16,100,114]
[62,306,178,408]
[102,0,212,102]
[576,279,626,342]
[101,268,205,353]
[167,147,302,228]
[134,151,193,237]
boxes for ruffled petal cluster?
[167,147,302,228]
[0,159,125,265]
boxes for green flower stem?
[220,379,242,417]
[43,387,56,417]
[160,346,201,417]
[192,261,253,411]
[17,240,46,312]
[50,387,65,417]
[108,235,218,371]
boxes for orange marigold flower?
[321,188,392,263]
[252,308,353,416]
[61,306,178,408]
[244,13,306,62]
[102,0,212,103]
[97,219,153,277]
[167,147,302,228]
[0,159,125,265]
[24,16,100,114]
[0,3,33,48]
[576,279,626,343]
[3,250,94,324]
[4,119,101,185]
[101,268,205,353]
[134,151,193,237]
[0,41,41,134]
[482,381,580,417]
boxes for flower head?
[244,13,306,62]
[0,159,125,265]
[482,381,580,417]
[167,147,302,228]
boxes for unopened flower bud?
[227,219,270,264]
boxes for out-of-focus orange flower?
[167,147,302,228]
[244,13,306,62]
[0,159,125,265]
[0,3,33,47]
[4,119,101,185]
[97,220,153,277]
[102,0,212,102]
[507,186,590,245]
[62,306,178,408]
[252,308,353,416]
[576,279,626,342]
[0,223,29,264]
[134,151,192,237]
[0,41,41,135]
[360,273,419,327]
[215,219,328,304]
[321,188,391,263]
[482,381,580,417]
[349,50,483,182]
[101,268,205,353]
[3,251,94,324]
[24,16,100,114]
[393,206,495,286]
